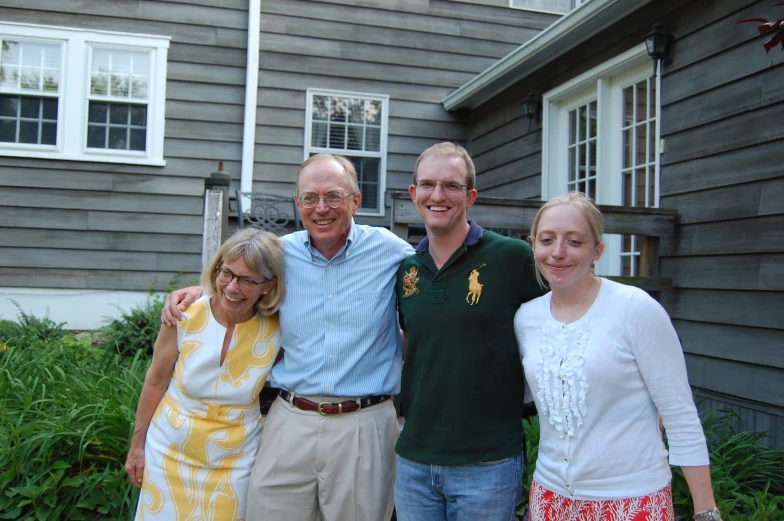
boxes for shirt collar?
[303,218,357,261]
[415,220,484,252]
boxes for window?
[542,44,658,276]
[509,0,590,14]
[0,22,169,165]
[304,89,389,216]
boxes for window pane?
[636,123,647,166]
[20,97,39,118]
[91,73,109,95]
[311,122,327,147]
[110,104,129,124]
[365,127,380,152]
[89,102,107,123]
[365,100,381,125]
[347,124,363,150]
[130,105,147,127]
[108,127,127,149]
[568,146,576,182]
[634,167,646,207]
[622,128,632,170]
[40,121,56,145]
[348,98,364,123]
[328,124,345,149]
[87,125,106,148]
[130,76,148,99]
[19,120,38,143]
[0,120,16,142]
[42,98,57,120]
[588,101,597,139]
[568,109,576,145]
[0,96,18,117]
[312,96,329,121]
[20,67,40,90]
[130,128,146,151]
[330,97,347,122]
[636,81,648,123]
[111,73,129,97]
[578,105,586,141]
[622,86,633,127]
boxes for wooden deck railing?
[388,191,676,291]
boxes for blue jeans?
[394,454,523,521]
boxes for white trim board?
[0,287,165,330]
[443,0,654,110]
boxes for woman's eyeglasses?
[216,266,268,292]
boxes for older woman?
[514,193,722,521]
[125,228,284,520]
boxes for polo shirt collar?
[415,220,484,252]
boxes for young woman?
[514,193,722,521]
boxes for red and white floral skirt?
[529,480,675,521]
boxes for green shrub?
[99,275,183,359]
[0,302,66,349]
[0,328,149,520]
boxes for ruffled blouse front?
[535,301,591,439]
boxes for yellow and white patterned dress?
[135,296,281,521]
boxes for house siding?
[253,0,557,224]
[0,0,251,293]
[464,0,784,446]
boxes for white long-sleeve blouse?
[514,278,709,501]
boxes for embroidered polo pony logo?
[402,266,420,297]
[466,264,486,306]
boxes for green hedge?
[0,310,149,520]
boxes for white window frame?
[0,22,169,166]
[304,88,389,217]
[541,44,658,276]
[508,0,591,15]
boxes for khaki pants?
[246,395,398,521]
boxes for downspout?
[240,0,261,195]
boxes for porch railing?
[388,191,676,291]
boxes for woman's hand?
[161,286,203,326]
[125,444,145,488]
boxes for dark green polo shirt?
[395,221,543,465]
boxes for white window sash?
[304,88,389,217]
[542,44,655,276]
[0,22,168,166]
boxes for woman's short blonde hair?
[529,192,604,289]
[200,228,285,316]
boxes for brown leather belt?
[279,389,392,415]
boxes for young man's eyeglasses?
[216,266,269,292]
[415,180,467,193]
[298,191,356,209]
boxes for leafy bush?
[0,322,149,520]
[0,302,66,348]
[99,275,183,359]
[515,410,784,520]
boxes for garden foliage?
[0,307,149,520]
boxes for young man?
[394,143,543,521]
[162,154,413,521]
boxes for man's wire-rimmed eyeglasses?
[298,191,356,209]
[415,180,467,193]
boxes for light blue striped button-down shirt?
[270,221,414,396]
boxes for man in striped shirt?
[163,154,413,521]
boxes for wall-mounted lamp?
[521,93,542,131]
[644,25,674,75]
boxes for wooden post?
[638,236,660,278]
[202,163,231,268]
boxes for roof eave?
[442,0,654,111]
